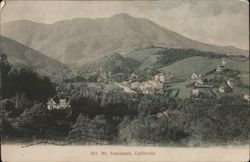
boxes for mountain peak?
[2,14,248,65]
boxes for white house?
[243,94,250,102]
[219,85,225,93]
[47,94,71,110]
[147,80,163,89]
[222,59,226,66]
[191,73,198,80]
[195,79,204,86]
[140,80,163,94]
[155,72,172,82]
[191,73,203,85]
[226,79,234,88]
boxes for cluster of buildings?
[191,72,234,97]
[131,72,172,95]
[191,60,250,101]
[119,72,172,95]
[191,60,229,97]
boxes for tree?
[5,67,56,101]
[0,53,11,98]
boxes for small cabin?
[47,94,71,110]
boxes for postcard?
[1,0,249,161]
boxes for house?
[147,80,163,89]
[131,73,139,81]
[226,79,234,88]
[122,86,136,94]
[140,83,153,94]
[156,109,183,119]
[131,82,140,89]
[108,71,112,77]
[191,73,198,80]
[192,88,199,96]
[197,74,203,84]
[216,60,226,73]
[156,112,165,118]
[0,54,7,61]
[155,72,172,82]
[191,73,203,85]
[139,82,152,90]
[222,59,226,66]
[140,80,164,94]
[195,79,204,86]
[47,93,71,110]
[121,81,129,87]
[142,87,155,94]
[216,65,224,73]
[243,94,250,102]
[218,85,225,93]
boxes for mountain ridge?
[1,13,248,65]
[0,36,72,82]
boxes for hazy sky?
[1,0,249,50]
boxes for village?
[46,59,250,116]
[113,59,249,100]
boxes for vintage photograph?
[0,0,249,161]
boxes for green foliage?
[155,48,226,66]
[182,95,249,145]
[117,95,249,146]
[79,53,140,76]
[1,50,249,145]
[118,114,188,145]
[67,114,118,144]
[63,76,86,83]
[4,67,56,101]
[1,53,12,97]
